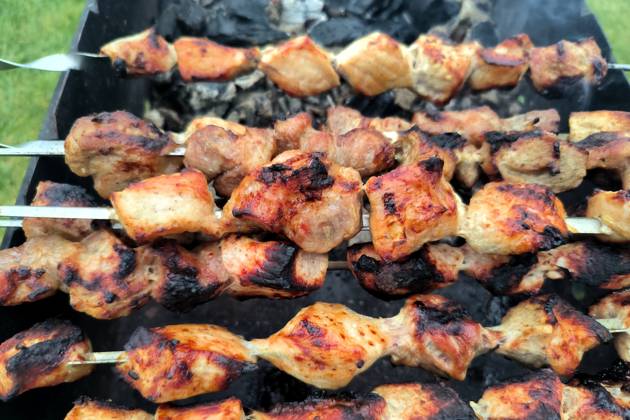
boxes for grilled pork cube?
[529,38,607,94]
[561,382,629,419]
[118,324,256,403]
[184,124,276,196]
[587,190,630,242]
[408,35,480,104]
[346,242,461,297]
[100,28,177,75]
[365,158,460,261]
[65,397,152,420]
[396,128,465,181]
[259,36,339,96]
[335,32,413,96]
[59,230,152,319]
[324,105,411,137]
[227,151,362,253]
[590,289,630,362]
[111,170,220,243]
[569,110,630,141]
[501,108,561,133]
[156,398,244,420]
[220,235,327,298]
[273,112,314,152]
[469,33,533,91]
[460,182,568,255]
[0,320,93,401]
[385,294,497,380]
[0,235,78,305]
[174,37,259,82]
[250,301,388,389]
[65,111,181,198]
[22,181,99,241]
[492,294,611,377]
[412,106,502,146]
[483,131,588,192]
[574,132,630,189]
[181,116,251,143]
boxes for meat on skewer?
[0,294,619,402]
[590,289,630,363]
[586,189,630,243]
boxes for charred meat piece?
[483,130,588,193]
[561,381,629,419]
[529,38,607,95]
[569,110,630,141]
[365,158,460,261]
[0,320,93,401]
[0,235,78,305]
[460,181,568,255]
[174,37,259,82]
[227,151,362,253]
[325,105,411,137]
[502,108,561,133]
[65,111,181,198]
[100,28,177,76]
[184,124,276,196]
[65,397,152,420]
[587,190,630,242]
[22,181,100,241]
[118,324,256,403]
[111,170,220,243]
[385,294,497,380]
[409,35,480,104]
[156,398,244,420]
[469,33,533,91]
[250,301,389,389]
[59,230,152,319]
[574,132,630,189]
[492,294,611,377]
[346,242,461,297]
[260,36,339,96]
[335,32,412,96]
[590,289,630,362]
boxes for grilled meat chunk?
[569,110,630,141]
[469,33,533,91]
[587,190,630,242]
[174,37,259,82]
[260,36,339,96]
[365,158,460,261]
[502,108,561,133]
[395,128,464,181]
[156,398,244,420]
[590,289,630,362]
[408,35,480,104]
[65,397,152,420]
[65,111,181,198]
[325,105,411,136]
[118,324,256,403]
[460,182,568,255]
[100,28,177,75]
[22,181,99,241]
[574,132,630,189]
[335,32,412,96]
[529,38,607,94]
[0,320,93,401]
[227,151,362,253]
[183,124,276,196]
[483,130,588,192]
[0,235,78,305]
[111,170,220,243]
[492,294,611,377]
[59,230,152,319]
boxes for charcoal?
[205,1,288,45]
[155,0,207,41]
[405,0,462,34]
[279,0,326,33]
[369,14,418,44]
[308,16,370,46]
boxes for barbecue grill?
[1,0,629,418]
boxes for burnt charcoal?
[155,0,207,41]
[469,20,499,45]
[369,14,418,44]
[405,0,462,34]
[346,91,411,120]
[309,16,370,46]
[279,0,326,33]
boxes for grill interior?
[1,0,629,418]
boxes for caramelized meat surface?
[118,324,256,403]
[502,109,561,133]
[260,36,339,96]
[100,28,177,75]
[412,106,502,146]
[174,37,259,82]
[469,33,533,90]
[0,320,93,401]
[529,38,607,94]
[460,181,568,255]
[396,128,465,181]
[156,398,244,420]
[23,181,99,241]
[492,294,611,377]
[111,170,220,243]
[365,158,460,261]
[335,32,412,96]
[590,289,630,362]
[65,111,181,198]
[575,132,630,189]
[65,397,152,420]
[569,110,630,141]
[227,151,362,253]
[586,190,630,242]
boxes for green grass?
[0,0,628,207]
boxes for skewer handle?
[608,63,630,71]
